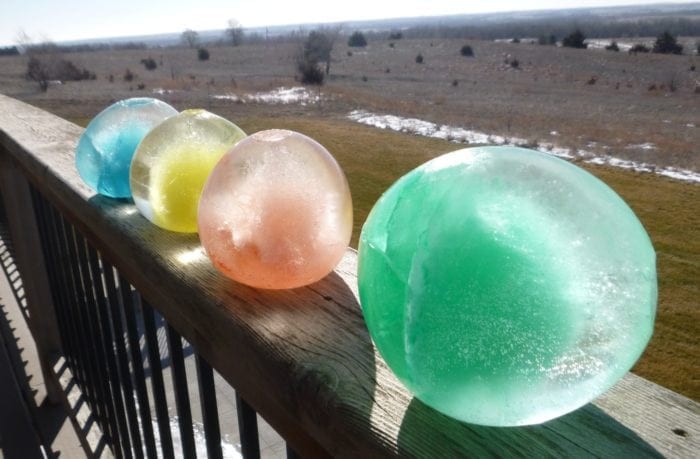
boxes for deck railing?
[0,93,698,458]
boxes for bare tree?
[181,29,199,48]
[225,19,244,46]
[301,26,342,76]
[15,29,33,53]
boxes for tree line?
[364,17,700,41]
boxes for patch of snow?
[550,131,559,136]
[152,88,173,95]
[626,143,657,151]
[585,40,634,52]
[149,416,241,458]
[687,123,695,128]
[346,109,700,184]
[212,87,321,105]
[347,110,529,147]
[583,156,700,183]
[211,93,240,102]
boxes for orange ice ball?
[198,129,353,289]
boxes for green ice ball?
[358,146,656,426]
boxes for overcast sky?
[1,0,696,46]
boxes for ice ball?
[75,98,178,198]
[198,129,353,289]
[358,146,656,426]
[130,109,246,232]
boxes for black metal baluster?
[87,246,133,458]
[236,393,261,459]
[195,354,223,459]
[58,214,102,420]
[165,322,196,457]
[119,276,158,458]
[103,262,144,459]
[72,231,122,457]
[141,300,175,459]
[286,444,301,459]
[30,192,77,371]
[45,205,87,389]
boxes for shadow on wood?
[398,396,662,457]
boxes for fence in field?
[0,93,697,458]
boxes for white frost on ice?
[346,109,700,183]
[212,86,322,105]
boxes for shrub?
[460,45,474,57]
[124,68,135,81]
[26,57,49,91]
[54,59,95,80]
[140,57,157,70]
[605,41,620,52]
[137,83,146,90]
[415,53,424,64]
[562,29,587,49]
[198,48,210,61]
[389,42,395,48]
[303,31,333,75]
[511,38,520,44]
[297,59,324,85]
[389,31,403,40]
[510,58,519,69]
[347,51,353,56]
[653,31,683,55]
[629,44,650,54]
[697,41,700,55]
[452,79,459,87]
[362,75,368,82]
[26,57,95,91]
[348,31,367,48]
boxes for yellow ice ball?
[130,109,246,232]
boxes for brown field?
[0,37,698,400]
[1,37,699,169]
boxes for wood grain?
[1,93,698,458]
[0,146,63,403]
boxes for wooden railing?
[1,93,698,458]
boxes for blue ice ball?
[75,98,178,198]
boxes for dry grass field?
[1,37,698,168]
[0,37,698,400]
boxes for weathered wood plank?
[1,93,698,458]
[0,143,63,403]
